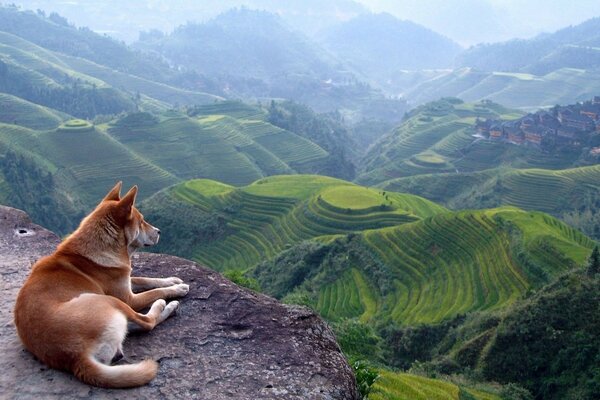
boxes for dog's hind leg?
[124,299,180,333]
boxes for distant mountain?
[319,13,462,91]
[134,8,406,117]
[400,67,600,110]
[0,6,221,95]
[457,17,600,74]
[9,0,368,43]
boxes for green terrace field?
[370,371,500,400]
[0,121,177,206]
[254,205,593,325]
[402,67,600,111]
[54,52,222,106]
[0,93,67,130]
[107,110,328,186]
[140,175,446,271]
[357,99,523,186]
[141,175,593,326]
[382,163,600,216]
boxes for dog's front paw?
[170,283,189,298]
[164,277,184,286]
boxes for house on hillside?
[558,108,595,131]
[505,123,524,144]
[524,126,545,146]
[580,103,600,120]
[489,124,503,139]
[475,118,491,136]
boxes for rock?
[0,206,358,399]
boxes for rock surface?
[0,206,358,399]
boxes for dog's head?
[101,182,161,251]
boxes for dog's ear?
[103,181,122,202]
[118,185,138,215]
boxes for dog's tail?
[74,356,158,388]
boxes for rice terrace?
[1,2,599,399]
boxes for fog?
[10,0,600,46]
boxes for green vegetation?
[0,93,67,129]
[482,271,600,400]
[383,163,600,240]
[357,99,524,185]
[254,206,592,325]
[141,175,445,271]
[402,67,600,111]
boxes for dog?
[14,182,189,388]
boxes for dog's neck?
[59,214,131,269]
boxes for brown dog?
[14,182,189,388]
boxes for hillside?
[382,163,600,239]
[400,67,600,111]
[254,206,593,325]
[0,6,214,91]
[457,17,600,73]
[140,175,445,271]
[319,13,461,93]
[139,175,593,326]
[0,101,344,232]
[357,98,525,185]
[133,8,408,119]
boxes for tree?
[587,245,600,277]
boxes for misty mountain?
[10,0,367,43]
[319,13,462,91]
[134,8,406,117]
[457,17,600,73]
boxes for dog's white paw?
[171,283,189,297]
[151,298,167,313]
[164,277,184,286]
[157,300,180,323]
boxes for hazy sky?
[9,0,600,46]
[356,0,600,46]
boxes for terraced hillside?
[0,93,68,129]
[0,100,334,215]
[0,120,178,206]
[370,371,500,400]
[140,175,446,271]
[383,164,600,216]
[0,30,219,117]
[108,110,329,186]
[357,98,523,185]
[401,67,600,111]
[254,206,593,325]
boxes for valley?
[1,3,599,399]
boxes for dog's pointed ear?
[103,181,122,202]
[118,185,138,215]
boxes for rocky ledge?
[0,206,358,399]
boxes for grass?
[369,371,501,400]
[108,113,327,186]
[368,371,500,400]
[0,93,67,130]
[382,163,600,218]
[358,99,523,186]
[143,175,446,271]
[144,175,593,326]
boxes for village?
[475,96,600,152]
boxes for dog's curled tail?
[74,356,158,388]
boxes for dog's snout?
[157,229,161,235]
